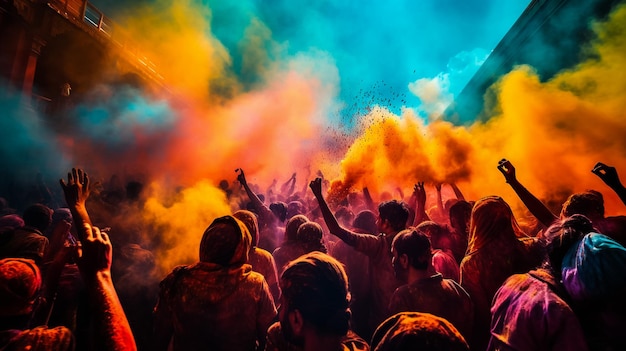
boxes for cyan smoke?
[0,87,70,209]
[72,86,175,150]
[91,0,530,124]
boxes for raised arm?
[236,169,275,225]
[61,168,136,351]
[280,173,297,197]
[412,182,430,226]
[310,177,359,247]
[592,162,626,206]
[497,159,557,227]
[59,168,92,242]
[450,183,466,201]
[362,187,377,213]
[78,223,137,351]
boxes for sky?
[3,0,626,270]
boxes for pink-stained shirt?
[488,269,588,351]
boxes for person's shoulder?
[342,329,371,351]
[246,269,272,287]
[159,265,189,287]
[8,326,74,351]
[252,247,273,260]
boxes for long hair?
[466,196,525,255]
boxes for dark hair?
[281,252,351,336]
[392,229,431,270]
[297,222,327,254]
[353,210,378,234]
[416,221,451,248]
[285,214,308,242]
[560,191,605,220]
[22,204,52,232]
[449,200,472,233]
[378,200,409,232]
[544,214,594,278]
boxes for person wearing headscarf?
[370,312,469,351]
[233,209,281,302]
[459,196,543,350]
[0,204,52,265]
[153,215,276,351]
[561,229,626,350]
[0,258,74,351]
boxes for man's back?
[155,263,276,351]
[389,273,473,340]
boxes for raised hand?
[309,177,323,197]
[60,168,90,208]
[497,159,517,183]
[592,162,622,189]
[414,182,426,207]
[236,168,247,186]
[77,223,112,279]
[592,162,626,206]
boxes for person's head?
[279,252,351,347]
[270,202,288,223]
[449,200,472,237]
[0,258,41,317]
[371,312,469,351]
[22,204,52,233]
[0,214,24,231]
[334,206,354,228]
[467,196,522,254]
[233,210,259,248]
[392,229,432,282]
[560,190,605,222]
[353,210,378,234]
[199,215,251,266]
[287,201,304,220]
[285,214,309,242]
[378,200,409,233]
[416,221,452,250]
[561,231,626,302]
[297,222,327,254]
[542,214,594,278]
[218,179,229,191]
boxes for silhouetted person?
[154,215,276,351]
[0,258,74,350]
[460,196,543,350]
[371,312,469,351]
[233,209,281,303]
[389,229,473,340]
[0,203,51,265]
[265,252,368,351]
[488,215,592,351]
[310,177,408,335]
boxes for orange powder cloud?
[337,5,626,217]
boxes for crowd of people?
[1,160,625,350]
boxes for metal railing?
[47,0,164,85]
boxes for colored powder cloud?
[336,4,626,217]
